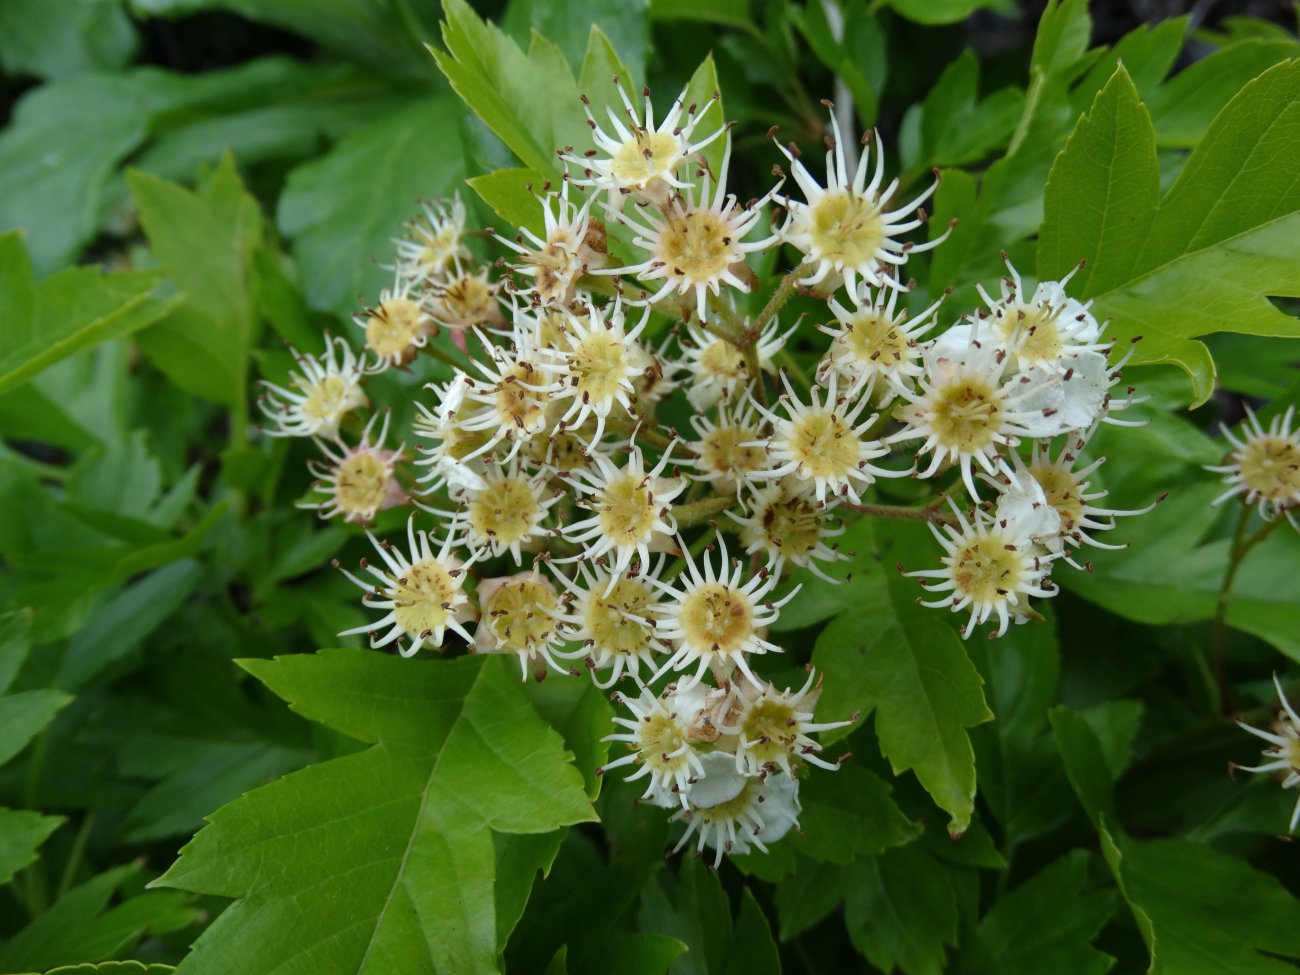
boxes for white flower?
[354,275,432,367]
[496,182,602,305]
[680,317,789,411]
[393,196,470,285]
[1207,404,1300,526]
[301,412,406,524]
[1004,439,1158,568]
[565,83,726,201]
[651,532,796,688]
[458,340,564,461]
[731,480,848,582]
[1236,675,1300,833]
[976,258,1108,374]
[719,670,853,775]
[817,286,941,400]
[670,752,801,867]
[460,460,560,565]
[550,560,668,688]
[473,571,569,680]
[412,373,491,494]
[905,504,1058,639]
[686,397,768,495]
[258,335,371,439]
[547,299,650,442]
[336,515,476,656]
[598,681,708,808]
[750,372,904,505]
[560,442,684,579]
[775,107,944,295]
[889,327,1057,498]
[426,261,503,335]
[606,140,779,323]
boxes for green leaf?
[791,766,921,864]
[906,51,1021,172]
[432,0,583,177]
[43,963,175,975]
[1039,59,1300,404]
[0,0,137,80]
[966,611,1071,850]
[567,933,687,975]
[0,233,175,397]
[844,845,959,975]
[0,77,150,272]
[0,807,64,885]
[1147,38,1300,147]
[968,851,1115,975]
[1072,17,1187,111]
[133,0,432,80]
[647,0,751,30]
[157,652,594,974]
[1037,67,1158,299]
[502,0,648,89]
[813,520,992,834]
[0,864,199,971]
[0,689,73,766]
[129,156,262,407]
[0,610,33,694]
[884,0,1010,26]
[467,168,551,236]
[1062,482,1300,661]
[277,97,466,318]
[638,859,779,975]
[1053,708,1300,974]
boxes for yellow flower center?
[755,491,823,560]
[300,375,358,422]
[469,477,541,545]
[659,209,734,283]
[699,339,747,380]
[699,424,764,481]
[1238,436,1300,502]
[610,130,681,187]
[1030,464,1084,533]
[679,582,754,654]
[335,451,391,518]
[484,578,558,652]
[365,297,424,360]
[597,475,660,546]
[584,578,656,655]
[526,430,589,472]
[840,311,908,366]
[495,362,548,433]
[416,226,461,275]
[634,711,690,774]
[997,303,1063,363]
[571,330,630,404]
[439,273,496,327]
[807,189,885,266]
[788,410,860,479]
[928,378,1003,452]
[389,559,460,643]
[951,536,1026,604]
[740,697,799,765]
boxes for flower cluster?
[258,87,1155,863]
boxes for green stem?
[673,493,739,529]
[846,501,955,524]
[1212,508,1282,714]
[757,262,809,330]
[56,811,96,901]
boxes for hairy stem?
[1212,507,1281,714]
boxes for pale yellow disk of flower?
[364,296,425,362]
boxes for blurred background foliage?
[0,0,1298,971]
